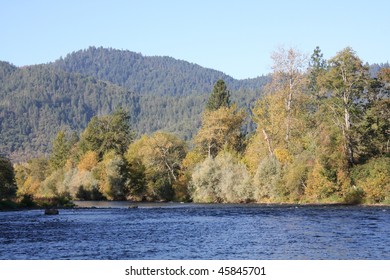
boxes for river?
[0,203,389,259]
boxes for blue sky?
[1,0,389,79]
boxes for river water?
[0,203,389,259]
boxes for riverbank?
[2,199,389,212]
[71,200,390,210]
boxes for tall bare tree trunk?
[285,78,293,146]
[262,129,273,156]
[343,105,354,166]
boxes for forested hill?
[51,46,268,95]
[0,47,267,162]
[0,61,140,161]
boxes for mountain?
[51,46,268,96]
[0,47,268,162]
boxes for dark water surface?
[0,203,389,259]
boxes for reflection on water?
[0,203,389,259]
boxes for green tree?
[0,155,17,199]
[125,136,148,200]
[356,67,390,158]
[308,46,327,96]
[206,79,231,111]
[351,157,390,203]
[49,130,73,172]
[79,109,134,158]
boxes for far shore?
[1,200,389,212]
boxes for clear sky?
[1,0,389,79]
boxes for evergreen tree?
[308,46,327,94]
[206,80,231,111]
[49,130,72,172]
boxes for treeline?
[52,46,268,96]
[1,46,389,205]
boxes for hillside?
[0,48,267,162]
[0,62,140,161]
[52,46,268,96]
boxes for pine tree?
[206,80,231,111]
[49,130,71,172]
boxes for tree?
[98,150,129,200]
[357,97,390,158]
[14,158,48,198]
[124,136,148,200]
[125,132,187,201]
[270,47,307,147]
[322,47,369,166]
[351,157,390,203]
[249,93,286,160]
[0,155,17,199]
[245,47,309,173]
[308,46,327,94]
[206,79,231,111]
[195,105,246,158]
[49,130,74,172]
[141,132,187,184]
[79,109,134,158]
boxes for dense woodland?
[0,46,389,206]
[0,47,267,162]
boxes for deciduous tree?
[79,109,134,158]
[321,47,369,166]
[270,47,307,147]
[195,105,245,158]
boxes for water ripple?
[0,205,389,259]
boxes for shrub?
[191,152,252,203]
[19,194,37,208]
[351,157,390,203]
[344,186,365,205]
[305,160,339,202]
[252,156,282,202]
[190,157,220,203]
